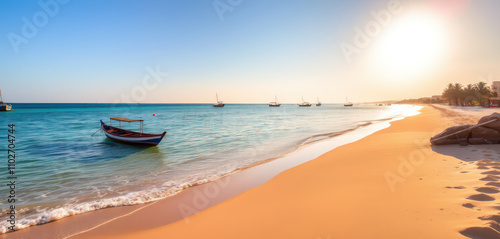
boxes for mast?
[216,93,219,103]
[275,95,278,103]
[0,89,3,103]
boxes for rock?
[430,125,474,145]
[478,112,500,130]
[429,125,498,145]
[431,113,500,145]
[471,126,500,138]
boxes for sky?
[1,0,500,103]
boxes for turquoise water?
[0,103,419,232]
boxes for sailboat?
[0,89,12,111]
[269,95,281,107]
[212,93,225,107]
[344,97,353,107]
[316,97,321,106]
[298,97,312,107]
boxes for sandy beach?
[44,105,494,239]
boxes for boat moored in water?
[298,97,312,107]
[269,95,281,107]
[100,117,166,146]
[213,93,225,107]
[0,89,12,111]
[344,97,353,107]
[0,104,11,111]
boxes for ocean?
[0,103,421,233]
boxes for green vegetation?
[441,81,497,106]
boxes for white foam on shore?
[0,173,244,234]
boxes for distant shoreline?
[5,102,402,106]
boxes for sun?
[371,10,449,80]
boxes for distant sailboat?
[213,93,225,107]
[344,97,353,107]
[269,95,281,107]
[316,97,321,106]
[0,89,12,111]
[298,97,312,107]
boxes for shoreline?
[431,104,498,119]
[72,105,500,238]
[3,106,421,239]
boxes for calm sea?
[0,103,420,233]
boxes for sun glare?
[372,10,449,80]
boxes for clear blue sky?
[1,0,500,103]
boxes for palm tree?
[442,83,454,105]
[463,84,476,105]
[475,81,493,106]
[452,83,464,106]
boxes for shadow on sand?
[431,144,500,162]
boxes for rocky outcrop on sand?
[431,113,500,145]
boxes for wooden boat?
[344,97,353,107]
[0,89,12,111]
[269,95,281,107]
[316,97,321,106]
[100,117,166,146]
[0,104,11,111]
[298,97,312,107]
[213,93,225,107]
